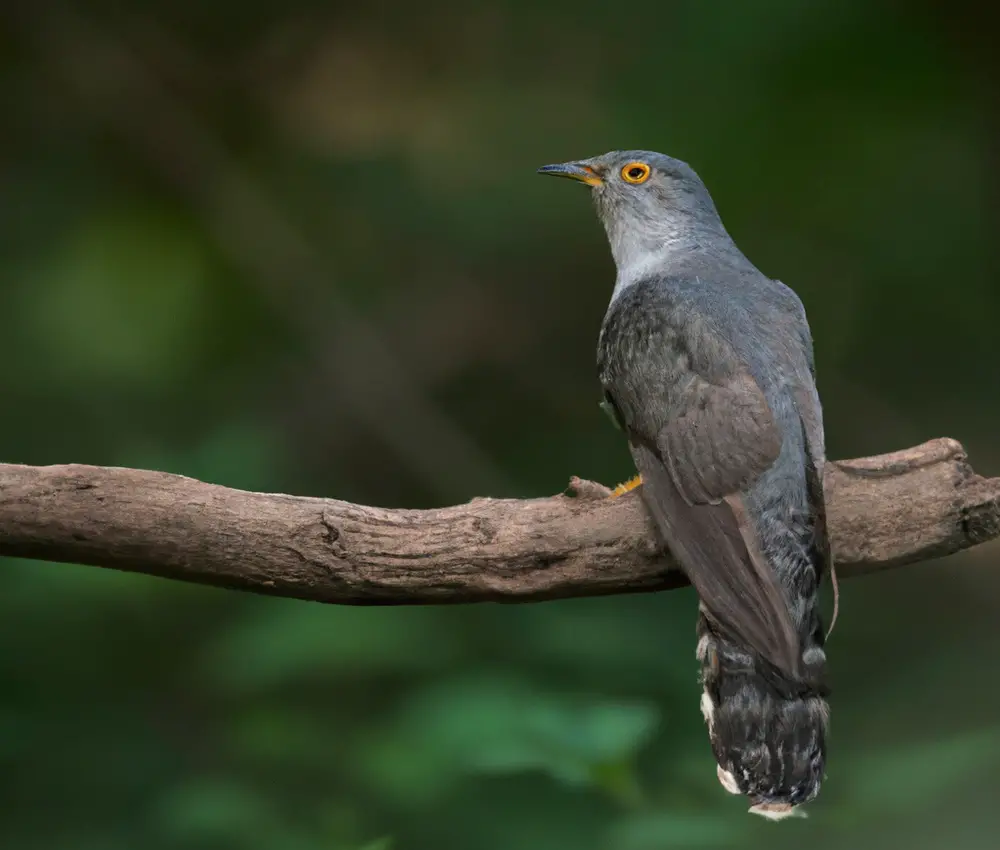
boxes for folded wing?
[607,368,802,679]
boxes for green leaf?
[23,204,209,386]
[359,674,659,803]
[151,779,278,844]
[201,602,463,694]
[840,726,1000,816]
[228,707,333,765]
[119,420,285,492]
[608,811,740,849]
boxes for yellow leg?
[611,474,642,497]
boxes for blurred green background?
[3,1,1000,848]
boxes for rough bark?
[0,438,997,604]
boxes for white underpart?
[748,803,806,821]
[700,690,715,728]
[716,764,741,795]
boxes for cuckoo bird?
[539,150,832,820]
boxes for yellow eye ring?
[621,162,651,184]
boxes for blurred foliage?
[3,0,1000,848]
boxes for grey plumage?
[538,151,831,818]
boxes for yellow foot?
[611,475,642,498]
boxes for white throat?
[611,233,692,303]
[610,243,687,302]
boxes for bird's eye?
[621,162,651,184]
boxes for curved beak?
[536,161,603,186]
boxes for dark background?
[3,1,1000,848]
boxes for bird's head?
[537,150,728,275]
[701,648,830,821]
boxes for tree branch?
[1,438,997,604]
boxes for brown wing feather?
[659,372,781,505]
[622,371,802,679]
[631,444,801,679]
